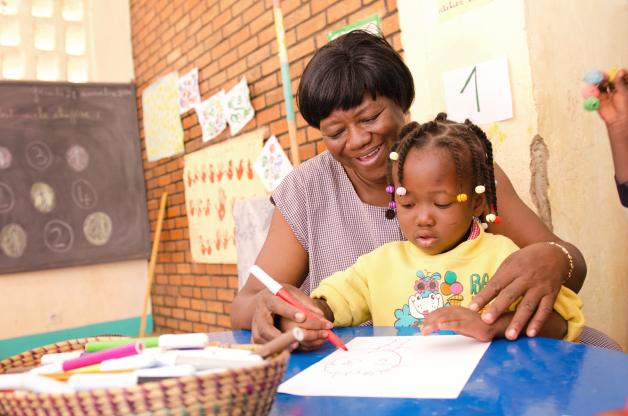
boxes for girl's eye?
[400,203,414,209]
[435,203,453,209]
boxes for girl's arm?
[230,207,331,344]
[468,163,586,340]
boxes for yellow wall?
[398,0,628,350]
[0,0,149,342]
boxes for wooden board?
[0,81,150,274]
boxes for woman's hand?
[250,284,332,347]
[421,306,495,342]
[598,69,628,183]
[468,242,566,340]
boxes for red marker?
[250,266,347,351]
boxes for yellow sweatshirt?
[311,227,584,342]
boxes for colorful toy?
[582,67,626,111]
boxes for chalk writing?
[0,182,15,213]
[25,141,52,170]
[44,220,74,253]
[0,223,27,259]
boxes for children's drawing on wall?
[177,67,201,114]
[183,129,266,264]
[142,71,185,162]
[224,76,255,136]
[253,135,294,191]
[278,336,492,399]
[196,89,227,143]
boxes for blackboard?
[0,81,151,274]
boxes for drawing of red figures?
[197,199,203,216]
[215,189,226,221]
[221,230,229,249]
[187,171,193,187]
[229,197,236,216]
[209,164,215,183]
[215,230,222,250]
[232,227,236,245]
[247,159,254,179]
[236,159,244,180]
[227,160,233,180]
[193,167,199,183]
[201,164,207,183]
[189,200,195,217]
[324,339,409,376]
[200,235,211,255]
[204,198,210,216]
[216,163,225,181]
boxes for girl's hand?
[420,306,495,342]
[468,242,564,340]
[598,69,628,130]
[250,284,332,346]
[277,314,330,351]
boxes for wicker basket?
[0,336,290,416]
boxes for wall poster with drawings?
[183,129,266,264]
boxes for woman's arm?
[468,163,587,340]
[230,207,331,345]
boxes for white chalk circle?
[44,220,74,253]
[71,179,98,210]
[25,141,53,170]
[83,212,112,246]
[66,145,89,172]
[0,223,27,258]
[0,146,11,170]
[0,182,15,213]
[30,182,56,213]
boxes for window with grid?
[0,0,90,82]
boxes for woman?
[231,31,589,349]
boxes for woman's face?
[319,93,406,184]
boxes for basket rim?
[0,335,289,399]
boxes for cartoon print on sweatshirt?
[394,270,441,328]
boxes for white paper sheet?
[224,76,255,136]
[196,89,227,143]
[278,336,490,399]
[443,56,513,125]
[252,135,293,192]
[178,68,201,114]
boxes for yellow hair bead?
[389,152,399,161]
[457,193,467,202]
[486,213,496,222]
[475,185,485,194]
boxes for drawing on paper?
[178,68,201,114]
[196,89,227,142]
[253,135,293,192]
[224,76,255,136]
[324,338,409,376]
[278,336,492,399]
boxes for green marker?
[85,337,159,353]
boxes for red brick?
[328,0,361,24]
[217,315,231,327]
[284,4,311,30]
[311,0,337,15]
[193,323,209,332]
[222,264,237,275]
[172,308,185,319]
[200,312,217,325]
[179,321,193,332]
[202,288,217,299]
[387,0,397,12]
[250,9,273,35]
[191,299,206,311]
[381,14,400,36]
[299,143,316,161]
[349,1,385,25]
[317,140,327,154]
[287,37,315,61]
[242,1,264,24]
[296,13,326,40]
[206,301,224,313]
[256,105,280,125]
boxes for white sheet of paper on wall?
[196,89,227,143]
[224,76,255,136]
[443,56,513,126]
[253,135,294,192]
[178,67,202,114]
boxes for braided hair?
[385,113,499,224]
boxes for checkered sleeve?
[270,167,310,253]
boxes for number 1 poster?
[183,129,266,264]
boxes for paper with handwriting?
[278,336,490,399]
[224,76,255,136]
[253,135,293,192]
[178,68,201,114]
[196,89,227,143]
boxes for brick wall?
[129,0,403,334]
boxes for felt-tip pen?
[250,266,347,351]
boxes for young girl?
[282,113,584,344]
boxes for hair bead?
[386,185,394,194]
[486,213,496,222]
[457,193,467,202]
[475,185,485,194]
[481,222,488,230]
[388,201,396,209]
[494,216,502,224]
[385,209,396,219]
[396,187,407,196]
[389,152,399,161]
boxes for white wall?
[398,0,628,350]
[0,0,148,345]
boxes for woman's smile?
[354,144,383,165]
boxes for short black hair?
[297,30,415,129]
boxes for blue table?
[207,327,628,416]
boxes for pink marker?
[63,342,145,372]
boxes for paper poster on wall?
[278,336,491,399]
[177,68,201,114]
[224,76,255,136]
[442,55,513,126]
[328,15,380,41]
[184,129,266,264]
[196,89,227,143]
[178,68,202,114]
[437,0,494,23]
[142,71,185,162]
[253,135,293,192]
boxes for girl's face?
[393,146,486,255]
[319,93,406,185]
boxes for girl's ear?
[472,192,487,218]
